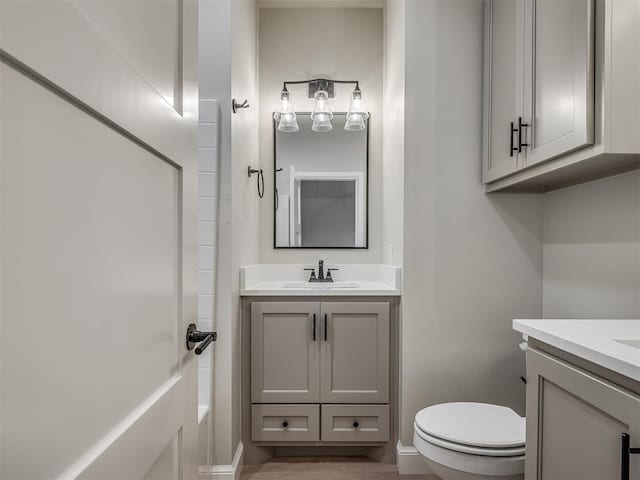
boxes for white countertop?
[240,264,402,297]
[513,319,640,382]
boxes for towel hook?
[232,99,250,113]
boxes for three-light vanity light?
[274,79,369,133]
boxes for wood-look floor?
[240,457,438,480]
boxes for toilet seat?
[414,431,525,477]
[414,402,525,449]
[414,424,525,457]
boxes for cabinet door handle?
[517,116,529,153]
[621,433,640,480]
[510,121,518,157]
[324,314,328,342]
[353,421,359,429]
[312,313,316,342]
[282,420,288,429]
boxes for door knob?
[353,421,359,429]
[282,420,289,428]
[186,323,217,355]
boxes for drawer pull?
[353,421,359,429]
[282,420,289,429]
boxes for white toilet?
[413,402,525,480]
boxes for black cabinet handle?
[282,420,288,429]
[510,121,518,157]
[353,421,359,429]
[312,313,316,342]
[517,116,529,153]
[622,433,640,480]
[324,314,328,341]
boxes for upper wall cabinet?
[483,0,640,192]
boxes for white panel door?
[0,1,199,479]
[522,0,595,166]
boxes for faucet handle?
[326,268,339,281]
[304,268,316,280]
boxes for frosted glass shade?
[311,89,333,132]
[278,113,299,132]
[311,112,333,132]
[345,89,369,131]
[274,89,299,132]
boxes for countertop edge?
[240,289,402,297]
[513,319,640,383]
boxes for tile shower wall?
[197,98,220,407]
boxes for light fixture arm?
[282,79,360,99]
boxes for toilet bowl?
[413,402,525,480]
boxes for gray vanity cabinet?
[525,347,640,480]
[250,300,391,445]
[320,302,389,403]
[251,302,321,403]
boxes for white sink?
[281,281,360,289]
[615,339,640,350]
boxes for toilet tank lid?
[414,402,525,448]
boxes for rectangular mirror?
[274,113,369,248]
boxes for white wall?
[258,7,384,263]
[199,0,259,468]
[543,171,640,318]
[199,0,233,467]
[400,0,544,447]
[231,0,260,459]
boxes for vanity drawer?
[321,405,389,442]
[252,404,319,442]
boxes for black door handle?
[510,121,518,157]
[353,421,359,429]
[324,314,328,341]
[312,313,316,342]
[517,116,529,153]
[621,433,640,480]
[186,323,217,355]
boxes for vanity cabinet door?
[525,348,640,480]
[251,302,321,403]
[320,302,389,404]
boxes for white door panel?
[71,0,182,110]
[0,0,198,478]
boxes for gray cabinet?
[320,302,389,403]
[250,300,391,444]
[251,302,320,403]
[525,347,640,480]
[484,0,640,191]
[483,0,526,183]
[522,0,594,167]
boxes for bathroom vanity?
[514,319,640,480]
[240,264,401,464]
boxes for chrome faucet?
[304,260,339,283]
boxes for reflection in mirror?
[274,113,368,248]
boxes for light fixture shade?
[311,89,333,132]
[312,112,333,132]
[274,89,299,132]
[278,112,300,132]
[345,88,369,131]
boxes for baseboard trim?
[396,441,431,475]
[199,442,244,480]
